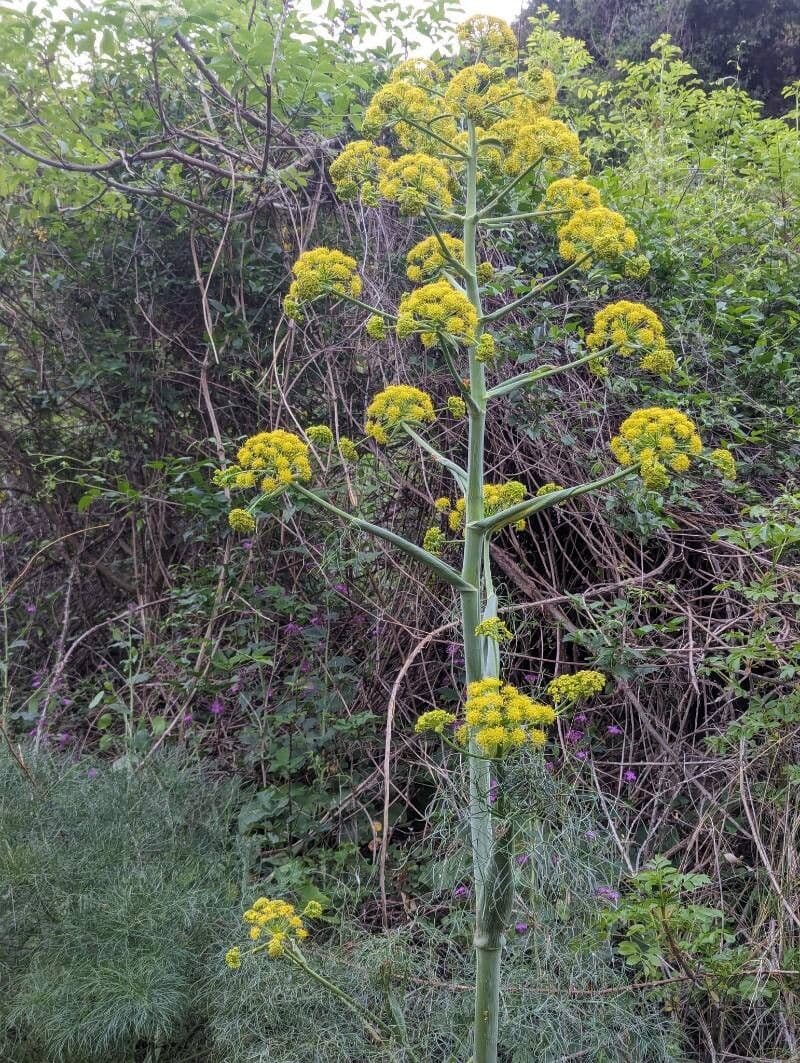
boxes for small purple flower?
[453,884,470,900]
[87,768,99,780]
[607,724,623,736]
[60,698,73,707]
[447,642,460,658]
[575,750,589,761]
[623,769,637,783]
[596,886,621,903]
[574,713,588,723]
[283,621,304,636]
[209,696,225,716]
[56,732,74,748]
[488,779,498,804]
[31,672,43,690]
[514,922,529,934]
[333,582,348,594]
[298,659,312,674]
[565,728,583,744]
[309,615,324,627]
[24,602,36,615]
[515,853,530,866]
[585,829,597,840]
[523,673,539,685]
[182,713,193,725]
[543,759,554,773]
[241,539,254,551]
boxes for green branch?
[480,252,593,323]
[467,466,637,535]
[402,425,468,491]
[485,347,612,399]
[292,483,474,592]
[480,207,569,228]
[477,156,544,219]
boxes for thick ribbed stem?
[460,120,505,1063]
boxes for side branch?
[293,484,474,592]
[481,253,593,324]
[468,467,636,535]
[402,425,468,491]
[485,348,611,399]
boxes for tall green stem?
[461,120,511,1063]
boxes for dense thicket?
[1,2,799,1060]
[522,0,800,112]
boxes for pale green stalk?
[460,120,515,1063]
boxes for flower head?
[306,424,334,447]
[557,207,640,271]
[587,301,675,376]
[396,280,478,348]
[363,82,456,151]
[446,480,527,533]
[474,617,513,642]
[490,116,586,179]
[228,508,255,534]
[446,395,467,418]
[457,15,518,64]
[365,314,388,340]
[415,709,457,734]
[365,384,435,444]
[463,676,556,757]
[535,482,563,497]
[230,897,311,965]
[544,176,601,215]
[217,429,312,496]
[422,526,446,555]
[709,447,737,480]
[378,153,454,215]
[406,233,464,283]
[283,248,362,320]
[546,670,606,706]
[610,406,702,489]
[329,140,390,205]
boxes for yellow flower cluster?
[415,709,457,734]
[223,897,323,966]
[284,248,362,320]
[586,301,676,376]
[444,63,506,122]
[306,424,334,447]
[362,82,456,152]
[365,384,436,444]
[557,207,639,270]
[228,508,255,534]
[475,333,498,364]
[709,447,737,480]
[492,116,586,178]
[546,670,606,706]
[610,407,703,489]
[365,314,387,340]
[475,618,513,642]
[544,177,601,215]
[442,480,527,533]
[229,429,312,493]
[536,482,563,496]
[457,14,518,64]
[446,395,467,418]
[406,233,462,283]
[329,140,390,205]
[338,437,359,462]
[378,153,453,216]
[389,58,443,88]
[396,280,478,348]
[423,526,446,555]
[464,677,557,755]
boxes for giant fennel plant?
[216,16,736,1062]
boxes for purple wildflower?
[283,621,304,636]
[523,673,539,685]
[585,829,597,840]
[596,886,621,903]
[575,750,589,761]
[87,768,99,780]
[488,779,498,804]
[182,713,193,725]
[514,922,529,934]
[209,696,225,716]
[607,724,623,736]
[623,769,637,783]
[24,602,36,615]
[453,885,470,900]
[565,728,583,744]
[515,854,530,866]
[574,713,588,723]
[333,582,348,594]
